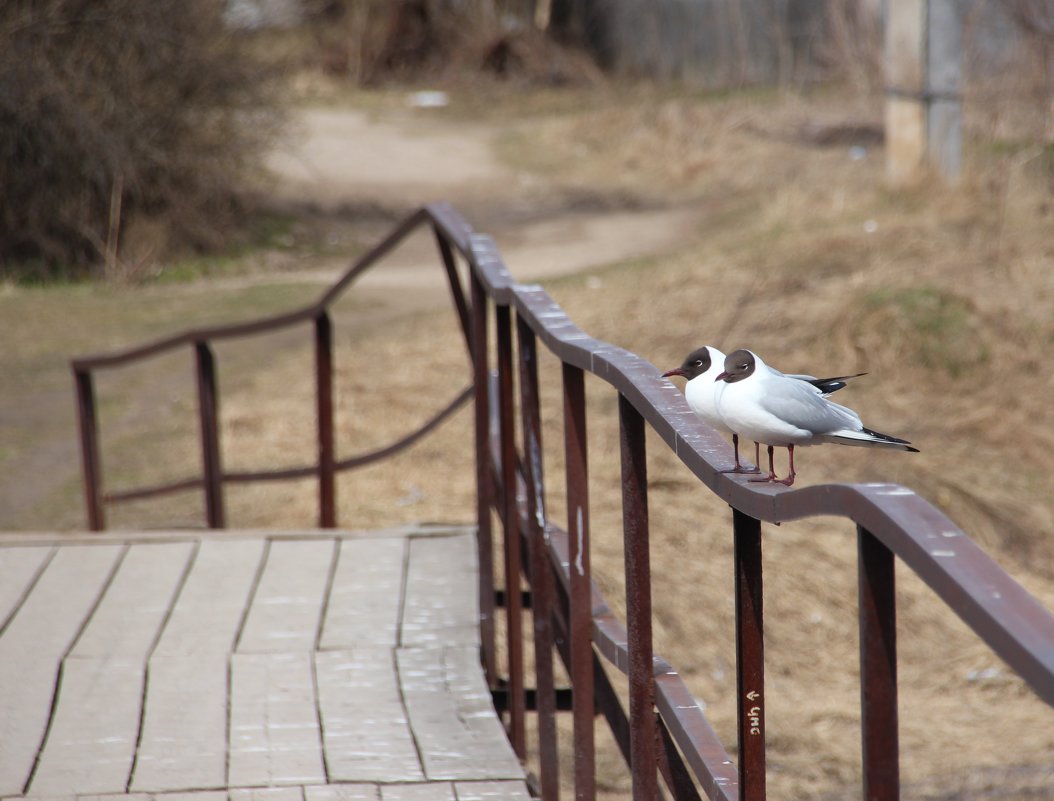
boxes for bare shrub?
[1004,0,1054,138]
[0,0,284,280]
[303,0,502,85]
[821,0,883,94]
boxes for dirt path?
[1,104,698,531]
[266,107,698,287]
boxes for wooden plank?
[397,646,523,781]
[0,525,461,548]
[0,544,123,797]
[237,539,335,654]
[31,544,196,795]
[134,540,265,792]
[453,781,533,801]
[380,783,455,801]
[152,790,229,801]
[0,546,52,629]
[401,534,479,647]
[27,658,142,796]
[71,542,194,658]
[228,651,325,787]
[130,655,229,793]
[315,648,423,782]
[229,787,304,801]
[305,784,381,801]
[319,537,405,648]
[153,539,266,658]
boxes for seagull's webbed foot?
[724,433,762,474]
[746,444,796,486]
[722,464,762,475]
[749,445,778,483]
[773,446,797,486]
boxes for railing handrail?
[502,280,1054,707]
[71,207,445,371]
[72,202,1054,801]
[71,203,480,528]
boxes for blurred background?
[2,2,1054,797]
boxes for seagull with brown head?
[713,349,917,486]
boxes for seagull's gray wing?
[756,375,863,435]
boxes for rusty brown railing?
[71,206,475,530]
[73,202,1054,801]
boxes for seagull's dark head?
[716,349,755,383]
[662,346,713,380]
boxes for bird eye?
[692,360,702,367]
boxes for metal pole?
[517,315,558,800]
[733,508,765,801]
[858,525,900,801]
[73,368,105,531]
[471,272,498,688]
[194,341,225,529]
[315,312,336,528]
[619,393,657,801]
[564,362,596,801]
[434,226,473,354]
[496,303,526,758]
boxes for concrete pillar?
[885,0,962,184]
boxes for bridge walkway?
[0,525,528,801]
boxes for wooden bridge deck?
[0,525,528,801]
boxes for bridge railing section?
[73,203,1054,801]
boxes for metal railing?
[72,202,1054,801]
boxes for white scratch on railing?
[575,506,585,576]
[930,549,956,558]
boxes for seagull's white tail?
[821,427,919,452]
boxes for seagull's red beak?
[715,371,731,382]
[662,368,686,378]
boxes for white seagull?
[662,345,865,474]
[713,349,918,486]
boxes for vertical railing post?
[563,362,595,801]
[517,315,558,800]
[618,393,657,801]
[733,508,765,801]
[471,272,498,688]
[194,341,225,529]
[315,311,336,528]
[73,368,105,531]
[858,525,899,801]
[496,302,526,758]
[434,227,473,353]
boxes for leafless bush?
[0,0,284,280]
[1003,0,1054,138]
[821,0,883,94]
[303,0,503,85]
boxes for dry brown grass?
[15,85,1054,798]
